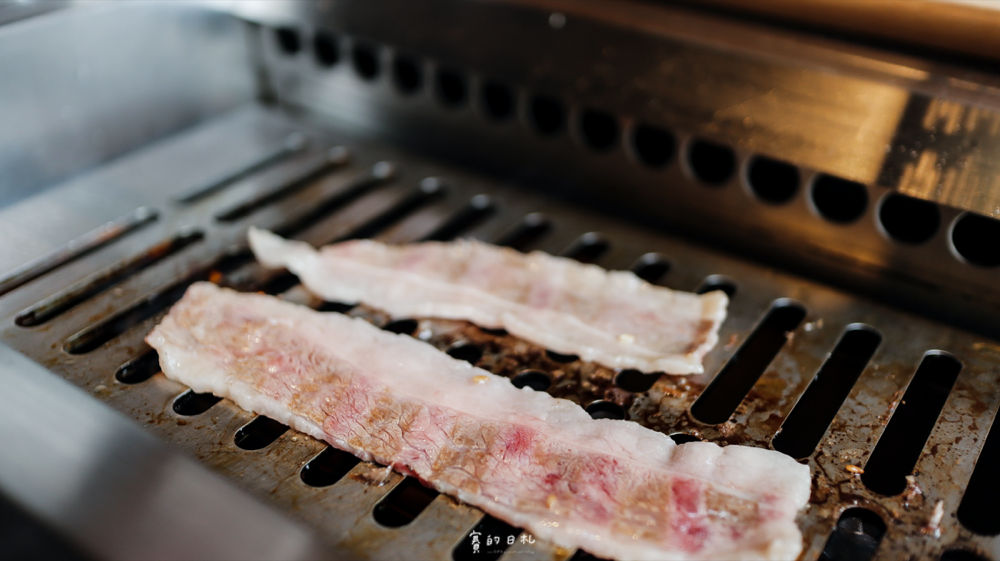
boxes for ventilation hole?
[234,416,289,450]
[629,253,671,284]
[493,213,552,251]
[512,370,552,392]
[696,275,737,298]
[338,178,446,242]
[772,325,882,459]
[614,369,660,393]
[941,549,991,561]
[453,515,519,561]
[747,156,800,204]
[446,342,483,365]
[176,132,308,203]
[691,300,807,425]
[530,95,565,135]
[669,433,702,445]
[300,446,360,487]
[586,400,625,420]
[569,550,610,561]
[632,124,675,168]
[373,477,439,527]
[383,319,418,335]
[315,301,355,313]
[482,81,514,121]
[115,349,160,385]
[422,195,495,242]
[811,174,868,224]
[952,213,1000,267]
[172,389,222,416]
[436,68,467,107]
[579,110,618,152]
[0,207,157,297]
[546,350,579,363]
[958,403,1000,535]
[687,139,735,186]
[391,54,422,95]
[818,508,886,561]
[17,230,204,327]
[275,161,398,238]
[275,27,301,55]
[562,232,610,264]
[313,31,339,66]
[215,147,351,222]
[351,43,380,80]
[256,271,300,296]
[862,351,961,496]
[878,193,940,244]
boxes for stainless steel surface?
[1,102,999,560]
[0,343,334,561]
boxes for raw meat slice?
[147,283,809,561]
[248,229,727,375]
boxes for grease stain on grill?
[819,508,886,561]
[234,415,289,450]
[562,232,609,264]
[422,194,495,242]
[17,229,203,327]
[453,515,519,561]
[863,351,961,496]
[172,389,222,416]
[372,477,439,527]
[511,369,552,391]
[301,446,360,487]
[115,348,160,385]
[493,213,552,251]
[958,399,1000,535]
[629,253,671,284]
[690,299,806,425]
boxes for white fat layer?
[248,228,728,374]
[147,283,808,561]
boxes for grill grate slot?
[300,446,360,487]
[561,232,610,264]
[114,348,160,385]
[629,253,671,284]
[337,178,445,242]
[493,213,552,251]
[172,389,222,416]
[372,477,439,527]
[818,508,886,561]
[696,275,738,298]
[958,405,1000,535]
[234,416,289,450]
[16,230,204,327]
[421,194,495,242]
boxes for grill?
[3,2,1000,560]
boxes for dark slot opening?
[392,54,423,94]
[569,549,611,561]
[747,156,800,204]
[315,301,355,314]
[372,477,439,527]
[115,348,160,385]
[818,508,886,561]
[234,416,289,450]
[562,232,610,264]
[17,230,203,327]
[274,162,397,238]
[172,389,222,416]
[256,271,301,296]
[214,146,351,222]
[275,27,301,55]
[421,195,495,242]
[482,81,514,120]
[940,550,990,561]
[482,327,508,336]
[586,400,626,420]
[579,109,618,152]
[436,68,467,107]
[632,124,675,168]
[313,31,338,67]
[452,515,519,561]
[669,433,702,445]
[338,178,446,242]
[630,253,671,284]
[351,43,380,80]
[383,319,418,335]
[958,404,1000,535]
[546,350,579,363]
[812,174,868,224]
[772,325,882,459]
[878,193,940,244]
[493,213,552,251]
[530,95,565,135]
[512,370,552,392]
[614,370,661,393]
[952,213,1000,267]
[0,207,157,297]
[446,342,483,365]
[696,275,738,298]
[691,300,806,425]
[300,446,360,487]
[687,140,735,185]
[862,351,961,496]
